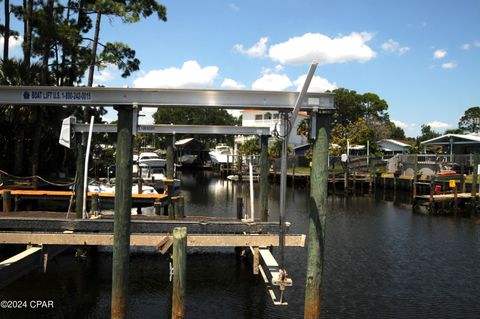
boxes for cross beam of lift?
[62,117,271,136]
[0,86,334,111]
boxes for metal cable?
[0,169,74,187]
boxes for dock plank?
[0,232,306,247]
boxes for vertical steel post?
[259,135,269,221]
[75,134,85,218]
[304,111,331,319]
[172,227,187,319]
[166,135,174,179]
[111,106,134,319]
[279,111,288,269]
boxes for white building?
[377,139,411,154]
[237,110,308,147]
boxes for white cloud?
[381,39,410,55]
[268,32,376,65]
[391,120,417,132]
[221,78,245,89]
[441,62,457,69]
[474,41,480,47]
[139,107,157,125]
[433,49,447,59]
[0,35,23,56]
[461,43,471,50]
[133,60,219,88]
[251,73,292,91]
[260,64,285,75]
[294,74,336,92]
[94,63,119,85]
[233,37,269,58]
[427,121,453,130]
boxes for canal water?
[1,171,480,318]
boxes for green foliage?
[444,128,464,134]
[268,139,282,158]
[458,106,480,133]
[268,139,292,158]
[153,107,241,148]
[297,118,309,137]
[0,0,168,176]
[332,88,389,126]
[98,42,140,77]
[330,118,381,155]
[416,124,441,144]
[238,138,260,156]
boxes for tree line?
[0,0,166,176]
[1,1,478,176]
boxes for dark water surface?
[1,171,480,319]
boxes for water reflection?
[0,171,479,319]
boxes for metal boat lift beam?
[73,122,271,136]
[0,86,335,111]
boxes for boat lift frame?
[0,81,334,311]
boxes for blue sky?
[2,0,480,137]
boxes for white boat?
[87,181,158,194]
[138,159,181,194]
[209,144,233,164]
[226,174,259,182]
[138,152,161,162]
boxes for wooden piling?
[413,155,418,199]
[111,106,134,319]
[352,173,356,193]
[174,196,185,219]
[154,201,162,215]
[2,190,11,214]
[237,197,243,220]
[166,135,174,179]
[332,173,336,194]
[172,227,187,319]
[166,182,175,219]
[137,178,143,194]
[471,154,478,212]
[453,184,458,214]
[92,193,99,215]
[304,111,331,319]
[292,157,296,190]
[259,135,269,222]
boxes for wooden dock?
[0,189,169,213]
[413,192,476,214]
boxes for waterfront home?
[421,133,480,155]
[377,139,411,155]
[239,110,308,147]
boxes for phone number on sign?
[1,300,54,309]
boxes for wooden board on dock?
[0,189,168,200]
[0,232,306,247]
[0,213,288,234]
[415,193,473,201]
